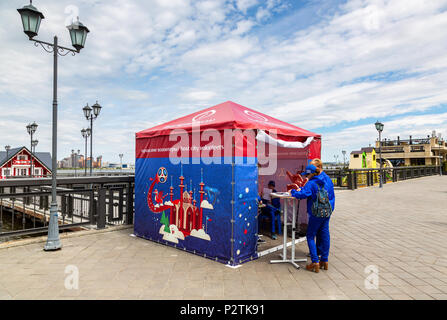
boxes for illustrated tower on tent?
[199,168,205,229]
[169,176,174,224]
[162,164,205,235]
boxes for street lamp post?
[81,128,91,176]
[119,153,123,172]
[26,122,38,177]
[375,121,384,188]
[76,149,80,177]
[71,149,80,177]
[342,150,346,168]
[18,0,90,251]
[83,102,102,176]
[5,145,11,177]
[71,149,76,177]
[32,139,38,153]
[32,139,38,176]
[439,138,443,176]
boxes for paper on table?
[274,192,291,196]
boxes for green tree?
[161,211,170,233]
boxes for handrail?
[0,175,134,187]
[324,165,440,190]
[0,176,135,241]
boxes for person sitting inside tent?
[259,180,282,240]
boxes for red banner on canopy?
[136,101,320,140]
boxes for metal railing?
[0,176,134,241]
[325,165,440,190]
[410,146,425,152]
[381,147,404,153]
[57,171,135,177]
[380,138,431,146]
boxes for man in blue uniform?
[310,159,335,262]
[290,163,335,273]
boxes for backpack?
[311,184,332,218]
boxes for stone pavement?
[0,175,447,300]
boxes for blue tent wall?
[231,158,259,265]
[135,157,238,264]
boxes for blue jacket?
[290,171,335,216]
[271,189,281,209]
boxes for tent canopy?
[136,101,320,139]
[134,101,321,266]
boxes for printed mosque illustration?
[146,166,213,243]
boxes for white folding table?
[269,192,307,269]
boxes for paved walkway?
[1,176,447,300]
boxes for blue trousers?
[260,205,282,235]
[306,214,330,263]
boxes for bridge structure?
[0,176,134,241]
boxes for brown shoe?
[305,262,320,273]
[319,261,328,270]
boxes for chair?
[259,204,282,237]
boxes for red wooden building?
[0,147,52,179]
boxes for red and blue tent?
[135,101,320,266]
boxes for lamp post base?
[44,205,62,251]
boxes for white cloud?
[200,199,214,209]
[2,0,447,164]
[184,90,217,101]
[190,228,211,241]
[236,0,259,13]
[180,37,256,68]
[322,112,447,161]
[159,224,185,242]
[162,232,179,243]
[233,20,256,35]
[256,7,270,21]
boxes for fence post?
[97,185,106,229]
[108,188,114,221]
[89,189,95,224]
[61,194,66,218]
[125,183,134,225]
[25,186,31,205]
[337,169,342,187]
[347,171,353,190]
[68,194,73,219]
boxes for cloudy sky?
[1,0,447,164]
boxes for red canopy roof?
[136,101,320,139]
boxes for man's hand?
[286,170,309,188]
[286,183,299,191]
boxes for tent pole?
[230,138,235,265]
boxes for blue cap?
[300,164,317,176]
